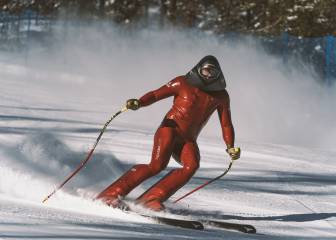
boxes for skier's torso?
[164,76,228,140]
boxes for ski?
[140,214,204,230]
[111,201,255,232]
[137,213,255,232]
[168,209,257,233]
[201,219,256,233]
[109,200,204,230]
[143,215,256,233]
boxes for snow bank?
[0,132,127,201]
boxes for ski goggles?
[198,63,221,84]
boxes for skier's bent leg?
[137,142,200,211]
[96,127,176,206]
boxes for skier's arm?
[217,99,235,149]
[217,93,241,160]
[138,77,180,107]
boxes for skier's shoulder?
[209,88,230,100]
[166,75,186,88]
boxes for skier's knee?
[184,162,199,175]
[149,163,166,175]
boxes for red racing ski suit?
[96,75,235,210]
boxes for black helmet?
[185,55,226,91]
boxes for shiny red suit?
[96,75,235,210]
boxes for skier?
[96,55,240,211]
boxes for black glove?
[126,99,141,110]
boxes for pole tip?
[42,196,49,203]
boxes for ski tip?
[193,222,205,230]
[243,225,257,234]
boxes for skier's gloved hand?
[126,99,141,110]
[226,147,241,160]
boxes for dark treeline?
[0,0,335,37]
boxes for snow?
[316,17,327,24]
[240,11,248,17]
[254,22,260,28]
[0,28,336,239]
[287,16,298,21]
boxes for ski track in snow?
[0,62,336,239]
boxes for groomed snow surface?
[0,59,336,239]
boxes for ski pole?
[42,106,128,203]
[173,149,239,204]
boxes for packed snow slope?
[0,27,336,239]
